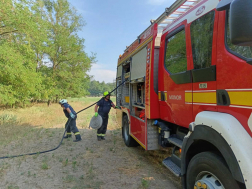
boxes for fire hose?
[0,79,127,159]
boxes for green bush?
[0,114,17,125]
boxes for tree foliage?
[88,80,116,96]
[165,30,187,74]
[190,11,215,69]
[0,0,94,106]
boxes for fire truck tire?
[186,151,241,189]
[122,116,138,147]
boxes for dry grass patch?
[0,161,11,177]
[0,97,180,189]
[117,166,140,175]
[0,97,115,153]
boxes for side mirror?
[230,0,252,46]
[216,0,232,11]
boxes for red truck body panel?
[117,0,252,150]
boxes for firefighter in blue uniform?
[59,99,82,142]
[94,91,118,141]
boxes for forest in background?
[0,0,97,107]
[88,80,116,97]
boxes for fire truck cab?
[116,0,252,188]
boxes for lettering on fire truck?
[169,95,182,101]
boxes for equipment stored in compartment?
[153,120,171,148]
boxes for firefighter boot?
[73,134,82,142]
[101,136,105,140]
[63,133,72,139]
[97,136,102,141]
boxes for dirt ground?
[0,98,181,189]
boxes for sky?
[69,0,176,83]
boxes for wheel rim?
[194,171,225,189]
[123,121,129,141]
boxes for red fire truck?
[116,0,252,188]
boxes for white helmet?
[59,99,67,104]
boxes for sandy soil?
[0,127,181,189]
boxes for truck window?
[164,29,187,74]
[226,10,252,60]
[191,11,215,69]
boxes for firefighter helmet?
[59,99,67,104]
[103,91,110,97]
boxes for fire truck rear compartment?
[117,40,189,176]
[131,82,145,120]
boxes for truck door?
[159,22,193,127]
[190,10,218,118]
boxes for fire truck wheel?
[122,116,138,147]
[186,151,241,189]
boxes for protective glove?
[115,106,120,109]
[70,112,75,119]
[95,112,98,117]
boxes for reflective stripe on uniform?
[74,132,80,135]
[97,134,105,136]
[67,133,71,135]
